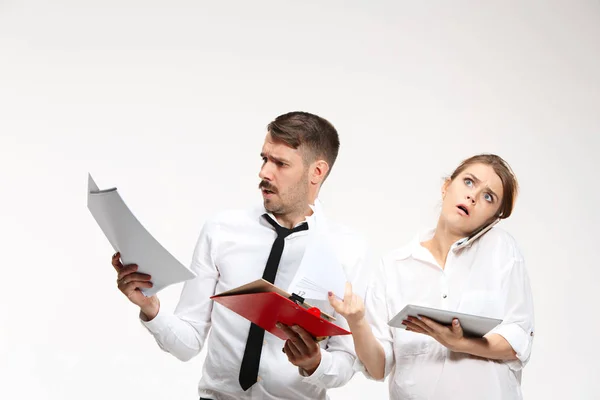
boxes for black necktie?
[238,214,309,391]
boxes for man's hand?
[111,252,160,320]
[402,316,465,352]
[277,323,322,375]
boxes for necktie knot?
[263,214,308,238]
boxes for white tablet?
[388,304,502,338]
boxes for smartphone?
[454,218,500,250]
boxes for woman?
[330,154,534,400]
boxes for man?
[111,111,368,399]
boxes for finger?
[284,340,301,360]
[283,340,299,364]
[451,318,463,336]
[111,252,123,271]
[351,294,364,314]
[343,282,353,304]
[276,323,308,354]
[406,325,429,335]
[402,320,424,331]
[417,316,444,334]
[406,317,435,335]
[328,293,345,313]
[282,342,292,360]
[116,264,139,281]
[277,323,298,340]
[120,281,153,295]
[288,333,309,355]
[403,319,429,334]
[118,272,152,285]
[291,325,319,353]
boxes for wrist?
[303,353,322,376]
[348,316,368,331]
[140,297,160,321]
[451,336,470,353]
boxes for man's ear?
[310,159,330,185]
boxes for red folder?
[210,279,350,341]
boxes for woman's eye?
[464,178,473,187]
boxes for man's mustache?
[258,181,278,193]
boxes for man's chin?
[263,199,280,212]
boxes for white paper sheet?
[287,231,346,301]
[87,174,196,296]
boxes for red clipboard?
[210,279,350,341]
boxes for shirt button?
[442,294,447,299]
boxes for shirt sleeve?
[140,218,220,362]
[301,234,371,389]
[353,257,395,381]
[487,257,535,371]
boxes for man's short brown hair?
[267,111,340,178]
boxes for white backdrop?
[1,1,599,399]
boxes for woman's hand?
[403,316,465,352]
[328,282,365,327]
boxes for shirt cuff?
[299,349,332,386]
[488,322,533,370]
[139,308,171,334]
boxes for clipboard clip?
[289,293,306,305]
[289,293,322,319]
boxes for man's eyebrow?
[260,152,289,163]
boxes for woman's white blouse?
[357,227,535,400]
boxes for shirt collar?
[394,228,470,261]
[255,198,325,230]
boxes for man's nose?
[259,162,273,181]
